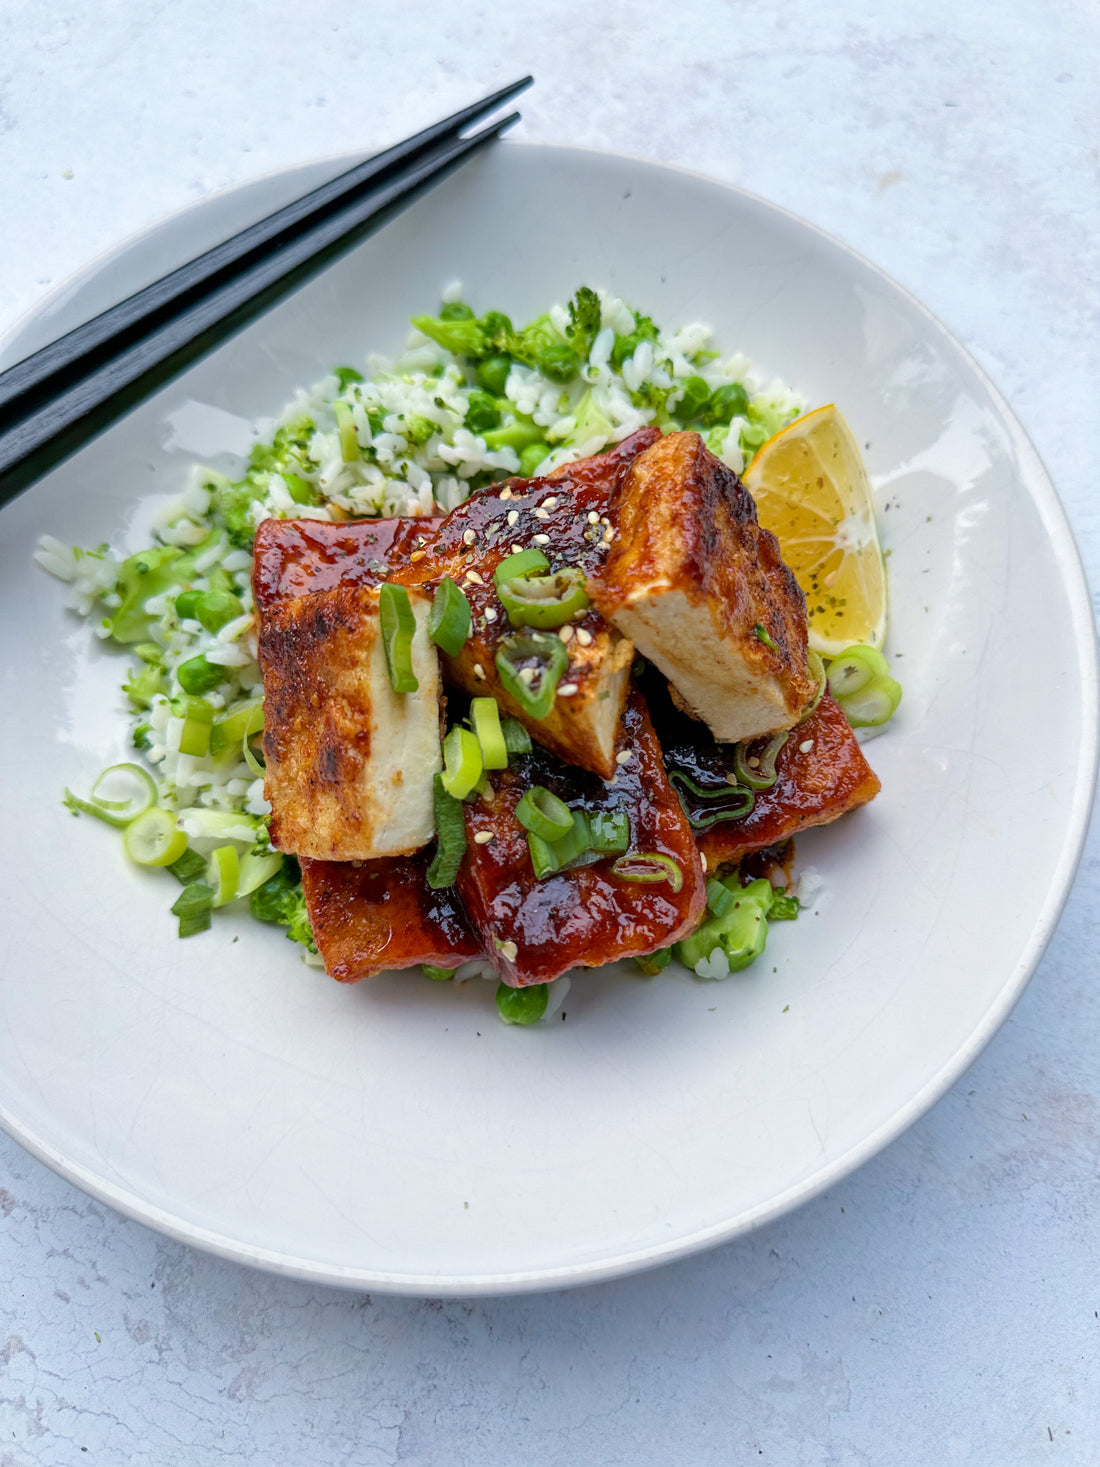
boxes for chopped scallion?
[426,774,468,889]
[63,762,158,829]
[515,785,573,841]
[610,853,684,892]
[470,696,508,770]
[492,547,550,588]
[123,807,188,867]
[333,400,361,463]
[495,632,569,720]
[440,726,483,800]
[428,577,471,657]
[497,567,590,629]
[379,583,419,694]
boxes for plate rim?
[2,140,1096,1296]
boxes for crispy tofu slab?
[257,581,442,861]
[590,431,817,743]
[300,852,480,982]
[455,690,706,987]
[651,681,881,869]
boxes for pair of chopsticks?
[0,76,532,507]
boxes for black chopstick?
[0,81,530,505]
[0,76,531,423]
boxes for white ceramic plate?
[0,143,1095,1295]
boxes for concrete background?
[1,2,1098,1462]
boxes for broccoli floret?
[565,286,601,357]
[214,477,261,551]
[249,859,316,953]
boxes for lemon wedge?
[743,404,887,658]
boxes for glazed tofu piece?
[455,690,706,987]
[257,581,442,862]
[300,852,480,982]
[590,431,817,744]
[650,680,881,870]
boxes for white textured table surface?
[2,3,1098,1463]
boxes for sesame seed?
[533,507,550,521]
[462,528,476,546]
[500,486,513,500]
[512,543,524,555]
[602,527,615,544]
[484,606,498,622]
[575,627,593,646]
[557,682,578,697]
[518,667,537,686]
[540,496,558,510]
[747,756,760,768]
[464,569,485,585]
[473,830,495,845]
[533,533,550,545]
[700,853,708,872]
[587,511,601,525]
[507,510,519,526]
[473,664,486,680]
[615,749,632,765]
[498,940,518,962]
[799,739,814,753]
[409,549,427,562]
[558,625,574,644]
[601,516,611,527]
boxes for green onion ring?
[428,577,471,657]
[610,853,684,893]
[492,547,550,588]
[733,731,789,790]
[440,726,483,800]
[379,582,419,693]
[64,762,158,828]
[470,696,508,771]
[495,632,569,720]
[426,774,468,889]
[497,568,590,629]
[515,785,573,841]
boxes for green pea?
[477,354,513,396]
[195,590,244,633]
[707,383,750,425]
[174,590,202,621]
[176,655,225,695]
[496,981,548,1025]
[480,310,513,343]
[440,301,475,321]
[535,343,581,383]
[518,441,549,477]
[464,391,502,435]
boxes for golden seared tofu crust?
[591,431,817,743]
[258,583,441,861]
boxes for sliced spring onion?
[210,699,263,758]
[610,853,684,892]
[706,877,736,917]
[178,714,212,758]
[492,547,550,588]
[497,567,590,629]
[837,675,903,727]
[236,849,284,899]
[428,577,471,657]
[440,726,483,800]
[803,650,827,718]
[170,882,214,938]
[470,697,508,771]
[206,845,240,907]
[733,731,789,790]
[168,846,209,886]
[826,644,891,699]
[634,946,673,976]
[515,785,573,841]
[496,982,549,1025]
[333,400,361,463]
[422,964,455,981]
[588,810,630,854]
[123,807,188,867]
[501,717,532,755]
[495,632,569,719]
[668,769,756,829]
[379,582,419,693]
[242,733,266,777]
[527,809,597,880]
[426,774,468,889]
[63,762,158,828]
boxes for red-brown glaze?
[455,689,706,987]
[252,516,439,608]
[651,682,881,870]
[300,853,479,983]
